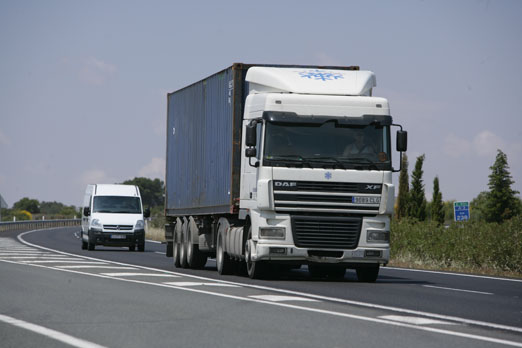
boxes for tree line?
[0,177,165,222]
[396,149,521,225]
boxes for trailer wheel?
[186,218,207,269]
[216,218,234,275]
[245,226,266,279]
[179,218,188,268]
[172,219,182,267]
[356,265,380,282]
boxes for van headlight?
[91,219,102,230]
[135,220,145,230]
[259,227,285,240]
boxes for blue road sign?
[454,201,470,221]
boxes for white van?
[81,184,150,251]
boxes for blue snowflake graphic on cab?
[298,69,344,81]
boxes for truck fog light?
[365,250,382,258]
[259,227,286,240]
[269,247,287,255]
[367,230,390,243]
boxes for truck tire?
[179,218,188,268]
[356,265,380,282]
[216,219,234,275]
[172,219,182,267]
[186,218,207,269]
[308,264,345,279]
[245,226,267,279]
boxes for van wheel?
[81,232,88,250]
[87,232,95,251]
[138,236,145,252]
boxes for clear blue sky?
[1,0,521,207]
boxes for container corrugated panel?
[166,66,242,215]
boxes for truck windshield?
[93,196,142,214]
[263,121,391,170]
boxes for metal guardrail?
[0,219,81,232]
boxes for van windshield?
[93,196,142,214]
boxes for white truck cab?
[81,184,150,251]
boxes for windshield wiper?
[267,154,305,161]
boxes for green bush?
[391,215,522,274]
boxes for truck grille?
[103,225,133,231]
[273,181,381,214]
[291,215,362,249]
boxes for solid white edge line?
[423,285,494,295]
[16,229,522,335]
[385,266,522,283]
[0,313,108,348]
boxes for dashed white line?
[101,272,180,277]
[163,282,240,287]
[55,265,136,270]
[379,315,458,326]
[0,313,108,348]
[249,295,319,302]
[423,285,494,296]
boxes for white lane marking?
[16,230,522,335]
[379,315,458,326]
[0,256,75,259]
[18,260,106,264]
[386,266,522,283]
[56,265,136,270]
[146,239,162,244]
[163,281,240,287]
[423,285,494,296]
[154,251,166,255]
[100,272,180,277]
[0,313,108,348]
[249,295,319,302]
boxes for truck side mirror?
[245,121,257,147]
[144,207,151,218]
[83,207,91,217]
[397,130,408,152]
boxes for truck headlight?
[91,219,102,230]
[259,227,286,240]
[367,230,390,243]
[135,220,145,230]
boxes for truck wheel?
[179,218,188,268]
[172,219,182,268]
[356,265,380,282]
[186,218,207,269]
[87,231,95,251]
[81,232,88,250]
[245,226,266,279]
[308,264,346,279]
[216,219,234,275]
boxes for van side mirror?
[245,121,257,147]
[83,207,91,217]
[144,207,151,218]
[397,130,408,152]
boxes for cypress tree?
[409,154,427,221]
[431,176,445,225]
[396,153,410,220]
[484,150,520,223]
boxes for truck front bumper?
[251,243,389,266]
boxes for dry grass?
[146,225,166,243]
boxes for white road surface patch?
[101,272,180,277]
[0,313,108,348]
[249,295,320,302]
[423,285,494,296]
[379,315,458,326]
[163,281,240,287]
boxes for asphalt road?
[1,227,521,348]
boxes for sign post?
[454,201,470,222]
